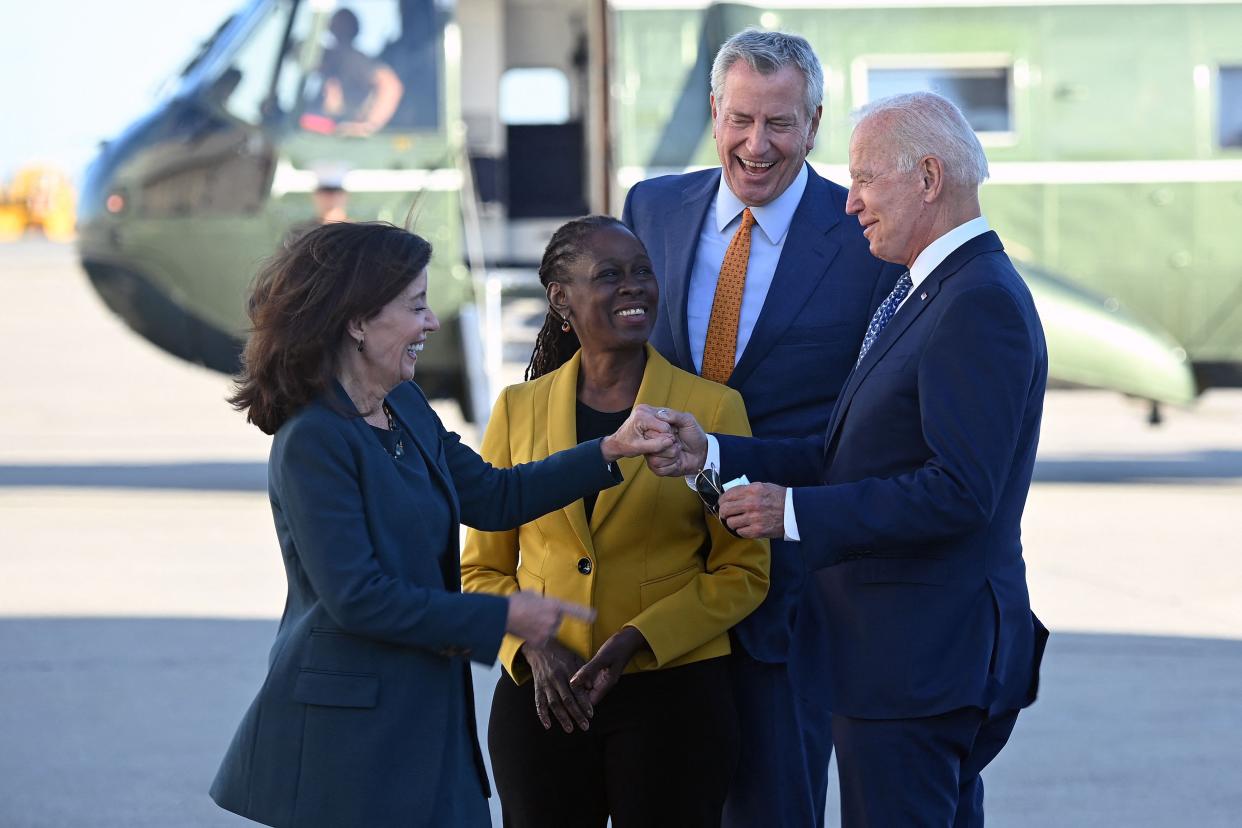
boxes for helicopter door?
[501,67,587,220]
[460,0,592,266]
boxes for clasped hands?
[521,627,647,732]
[619,404,786,540]
[506,596,644,731]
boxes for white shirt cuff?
[683,434,721,489]
[783,487,800,542]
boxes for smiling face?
[549,224,658,356]
[356,268,440,391]
[845,118,931,267]
[712,62,821,207]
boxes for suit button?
[577,557,593,575]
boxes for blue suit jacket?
[624,165,900,661]
[210,381,620,828]
[719,231,1050,718]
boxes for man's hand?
[506,592,595,647]
[521,640,593,732]
[643,408,708,477]
[600,404,676,462]
[718,482,787,539]
[570,626,649,706]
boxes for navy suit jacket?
[624,165,900,661]
[210,380,620,828]
[718,231,1050,718]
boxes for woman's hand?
[571,626,649,706]
[521,640,593,732]
[600,404,677,462]
[506,592,595,648]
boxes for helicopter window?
[181,15,237,80]
[865,65,1012,134]
[296,0,445,135]
[1221,66,1242,149]
[213,1,295,125]
[499,68,571,125]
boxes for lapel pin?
[920,292,928,301]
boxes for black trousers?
[489,657,739,828]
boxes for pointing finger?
[552,599,596,623]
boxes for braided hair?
[525,215,632,381]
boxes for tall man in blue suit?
[623,29,899,828]
[644,91,1050,827]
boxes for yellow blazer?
[462,344,769,681]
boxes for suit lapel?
[823,231,1004,451]
[589,344,669,531]
[729,167,843,389]
[546,351,595,557]
[386,382,460,524]
[663,171,720,372]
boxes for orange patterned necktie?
[701,207,755,384]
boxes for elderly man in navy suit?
[623,29,898,828]
[644,91,1049,827]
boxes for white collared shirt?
[691,216,995,541]
[895,216,990,312]
[685,164,810,372]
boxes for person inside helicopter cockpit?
[303,8,404,136]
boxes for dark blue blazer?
[210,381,619,828]
[718,231,1050,718]
[624,165,900,661]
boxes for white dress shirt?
[696,216,993,541]
[686,164,809,372]
[895,216,990,313]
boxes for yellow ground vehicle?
[0,166,76,242]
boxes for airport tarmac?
[2,239,1240,826]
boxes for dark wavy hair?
[229,222,433,434]
[525,215,635,381]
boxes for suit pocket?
[306,626,382,674]
[852,557,949,585]
[292,668,379,708]
[639,563,701,609]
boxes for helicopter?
[78,0,1242,423]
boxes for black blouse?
[575,400,630,522]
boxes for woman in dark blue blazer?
[210,223,670,827]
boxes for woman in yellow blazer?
[462,216,768,828]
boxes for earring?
[560,317,572,333]
[356,337,365,353]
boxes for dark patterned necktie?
[855,271,913,368]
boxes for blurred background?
[2,0,1241,825]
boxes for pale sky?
[0,0,240,181]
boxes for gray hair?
[854,92,990,188]
[711,28,824,120]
